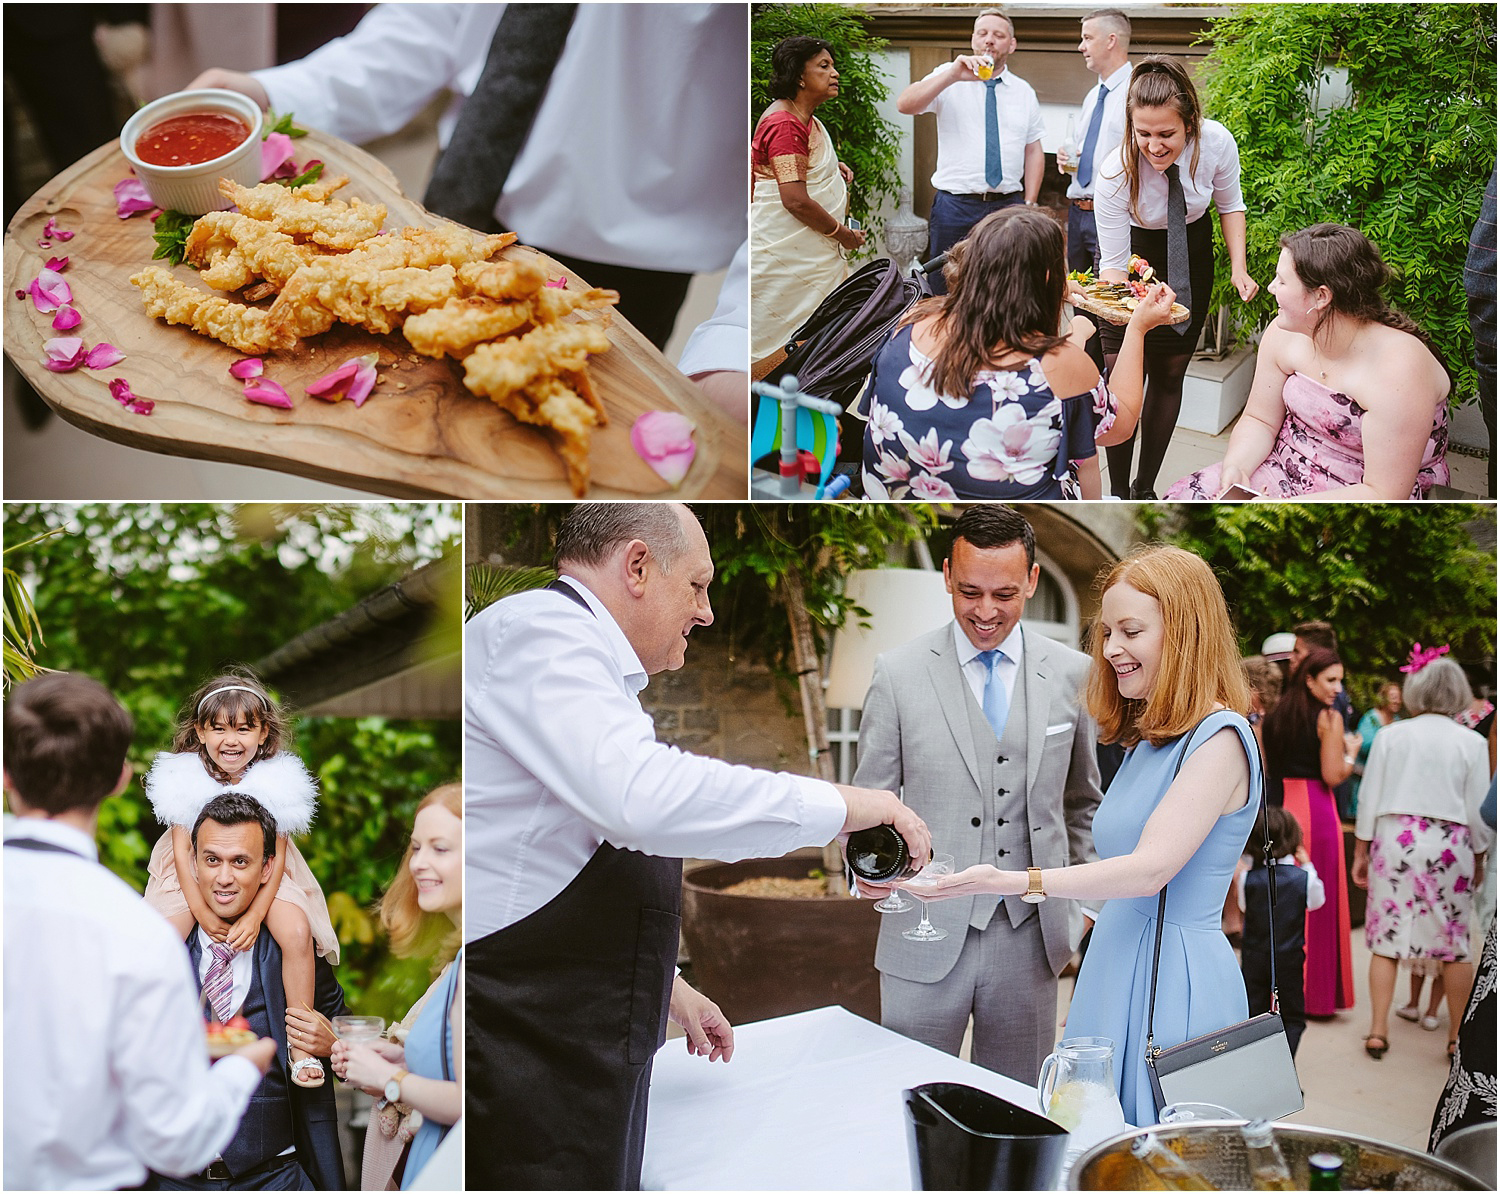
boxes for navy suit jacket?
[185,928,348,1190]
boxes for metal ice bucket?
[1068,1121,1486,1190]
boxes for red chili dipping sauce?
[136,112,251,167]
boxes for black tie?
[423,4,579,233]
[1166,162,1191,335]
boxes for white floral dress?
[856,323,1113,500]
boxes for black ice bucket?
[903,1081,1070,1191]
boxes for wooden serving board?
[1069,283,1190,327]
[3,131,747,498]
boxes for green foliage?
[1143,504,1496,709]
[465,563,556,621]
[472,504,944,700]
[4,527,61,690]
[752,3,904,239]
[1197,4,1497,400]
[1,503,461,1018]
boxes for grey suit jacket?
[853,622,1102,983]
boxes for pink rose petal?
[43,217,75,242]
[29,268,72,313]
[229,357,265,380]
[109,377,153,415]
[15,290,27,301]
[630,411,697,488]
[38,240,51,249]
[260,132,296,181]
[306,354,379,404]
[45,256,69,272]
[544,277,568,289]
[113,177,155,218]
[51,305,81,331]
[244,378,293,409]
[84,343,126,369]
[346,359,378,407]
[43,336,86,372]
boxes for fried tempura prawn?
[401,296,535,358]
[534,286,619,323]
[186,212,323,292]
[455,257,548,301]
[130,266,293,355]
[461,322,613,398]
[268,260,459,339]
[219,178,387,249]
[351,226,516,271]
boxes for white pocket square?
[1045,722,1074,736]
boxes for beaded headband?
[196,684,269,716]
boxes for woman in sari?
[751,36,866,365]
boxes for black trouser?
[1243,947,1307,1057]
[147,1158,313,1191]
[542,250,694,352]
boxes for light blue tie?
[984,77,1004,190]
[1077,82,1109,188]
[979,649,1010,739]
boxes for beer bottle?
[1307,1152,1344,1190]
[1241,1120,1295,1190]
[1129,1134,1218,1190]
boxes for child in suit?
[1238,805,1325,1056]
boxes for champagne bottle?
[844,825,917,883]
[1129,1134,1218,1190]
[1306,1152,1344,1191]
[1241,1120,1295,1191]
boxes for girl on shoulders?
[142,670,337,1089]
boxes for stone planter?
[681,856,883,1025]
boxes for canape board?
[1069,283,1190,327]
[3,131,747,498]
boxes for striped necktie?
[204,942,238,1023]
[979,649,1010,739]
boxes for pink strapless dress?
[1165,371,1449,499]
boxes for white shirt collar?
[1101,61,1132,91]
[3,814,98,861]
[952,620,1026,669]
[555,573,649,695]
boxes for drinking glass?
[332,1014,385,1044]
[872,882,913,914]
[975,55,995,80]
[901,853,954,942]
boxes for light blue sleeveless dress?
[1064,712,1261,1126]
[400,953,460,1189]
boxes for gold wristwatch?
[1020,866,1047,904]
[384,1069,409,1104]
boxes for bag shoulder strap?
[1145,714,1275,1059]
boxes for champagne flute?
[901,853,954,942]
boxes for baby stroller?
[754,254,945,495]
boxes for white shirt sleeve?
[114,928,263,1177]
[1300,859,1326,912]
[470,605,846,861]
[1092,146,1131,272]
[254,4,474,145]
[677,239,749,378]
[1235,863,1248,912]
[1209,124,1247,215]
[1025,90,1046,145]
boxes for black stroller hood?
[774,257,925,409]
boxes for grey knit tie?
[422,4,579,232]
[1166,162,1191,335]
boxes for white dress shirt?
[1093,119,1247,272]
[1066,61,1131,201]
[676,239,748,378]
[254,4,746,275]
[1354,714,1493,853]
[915,64,1045,195]
[953,620,1024,711]
[3,817,261,1191]
[464,576,848,941]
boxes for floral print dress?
[1365,814,1477,973]
[1165,371,1450,499]
[857,323,1113,500]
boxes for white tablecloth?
[642,1005,1044,1190]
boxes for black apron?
[467,578,684,1190]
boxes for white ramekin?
[120,89,267,216]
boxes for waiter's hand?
[185,68,270,109]
[1231,268,1259,301]
[834,784,932,871]
[226,1037,278,1076]
[669,976,734,1062]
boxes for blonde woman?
[333,785,463,1190]
[904,547,1259,1124]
